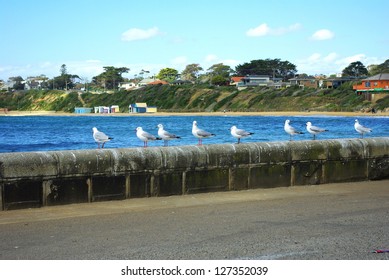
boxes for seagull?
[157,124,181,146]
[230,125,254,144]
[354,119,372,138]
[136,127,161,147]
[192,120,215,145]
[306,122,328,140]
[92,127,113,149]
[284,119,304,141]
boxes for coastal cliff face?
[1,84,388,113]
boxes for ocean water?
[0,114,388,153]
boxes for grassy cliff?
[1,83,388,113]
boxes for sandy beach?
[1,110,388,117]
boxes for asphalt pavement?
[0,180,388,260]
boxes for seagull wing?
[142,131,157,140]
[235,128,252,137]
[310,125,326,133]
[356,123,372,133]
[94,131,110,141]
[159,129,175,138]
[196,128,214,138]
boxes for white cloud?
[171,56,188,65]
[310,29,334,40]
[246,23,270,37]
[295,52,382,75]
[296,52,340,74]
[1,60,110,80]
[66,60,105,78]
[246,23,302,37]
[205,54,218,62]
[201,55,240,70]
[323,52,338,62]
[121,27,160,42]
[334,54,367,66]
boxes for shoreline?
[1,110,388,117]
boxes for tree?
[206,63,234,85]
[92,66,130,90]
[60,64,68,76]
[235,58,297,81]
[156,68,178,82]
[9,76,25,90]
[369,59,389,75]
[49,64,80,90]
[181,63,203,82]
[342,61,368,77]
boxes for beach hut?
[146,106,158,113]
[94,106,110,114]
[129,103,147,113]
[111,105,119,113]
[74,107,93,114]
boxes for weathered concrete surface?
[1,138,389,210]
[0,180,388,260]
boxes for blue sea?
[0,114,388,153]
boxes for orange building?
[353,73,389,93]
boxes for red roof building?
[353,73,389,93]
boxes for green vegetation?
[0,84,385,113]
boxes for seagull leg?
[237,138,240,144]
[102,143,105,149]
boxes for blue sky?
[1,0,388,81]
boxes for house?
[129,103,157,113]
[288,76,318,89]
[0,81,16,91]
[148,79,168,85]
[237,75,270,88]
[353,73,389,102]
[74,107,93,114]
[323,77,359,89]
[137,78,156,87]
[230,76,244,86]
[171,79,192,85]
[353,73,389,93]
[24,80,42,90]
[118,82,136,91]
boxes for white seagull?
[136,127,161,148]
[157,124,181,146]
[354,119,372,138]
[306,122,328,140]
[284,119,303,141]
[92,127,113,149]
[230,125,254,144]
[192,120,215,145]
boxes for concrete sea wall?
[1,138,389,210]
